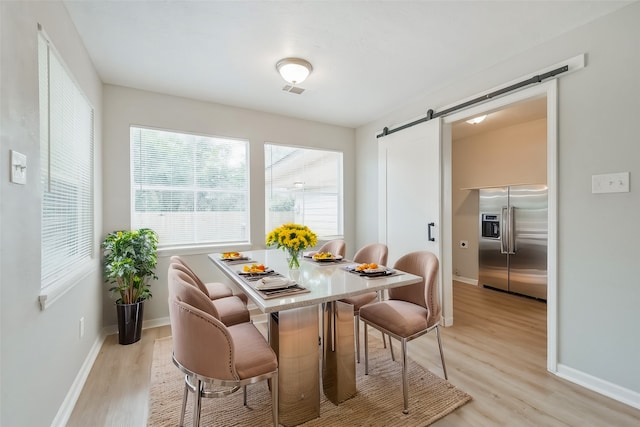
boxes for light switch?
[10,150,27,185]
[591,172,629,194]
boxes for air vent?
[282,85,305,95]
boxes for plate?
[256,277,296,290]
[221,255,244,261]
[362,267,387,274]
[221,252,243,260]
[312,254,343,262]
[238,268,273,275]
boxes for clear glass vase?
[285,248,301,270]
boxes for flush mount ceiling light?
[276,57,313,85]
[466,115,487,125]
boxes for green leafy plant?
[102,228,159,304]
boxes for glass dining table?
[209,249,422,427]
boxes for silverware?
[222,258,252,265]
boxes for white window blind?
[131,127,249,247]
[39,31,95,290]
[265,144,343,237]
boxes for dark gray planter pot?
[116,300,145,345]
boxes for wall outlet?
[79,317,85,338]
[459,240,469,249]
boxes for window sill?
[157,242,254,258]
[39,263,98,310]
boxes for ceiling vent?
[282,85,305,95]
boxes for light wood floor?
[67,282,640,426]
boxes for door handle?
[509,206,516,254]
[500,207,508,254]
[427,222,435,242]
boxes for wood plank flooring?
[67,282,640,426]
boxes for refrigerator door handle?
[500,207,508,254]
[509,206,516,254]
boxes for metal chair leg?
[180,377,189,426]
[377,291,388,349]
[436,325,448,380]
[364,322,369,375]
[193,379,202,427]
[243,385,247,406]
[271,372,279,426]
[401,338,409,414]
[388,334,395,361]
[355,312,361,363]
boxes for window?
[38,30,95,291]
[265,144,343,237]
[131,127,249,247]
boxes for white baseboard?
[453,275,478,286]
[556,363,640,410]
[51,332,106,427]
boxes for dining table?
[209,249,422,427]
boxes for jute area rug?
[147,335,471,426]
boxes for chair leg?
[355,312,361,363]
[243,385,248,406]
[401,338,409,414]
[388,335,395,361]
[193,379,203,427]
[436,325,448,380]
[375,291,388,349]
[180,377,189,426]
[364,322,369,375]
[271,372,279,426]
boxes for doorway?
[441,80,558,372]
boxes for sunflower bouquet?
[266,223,317,269]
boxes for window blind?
[39,32,95,290]
[131,127,249,246]
[265,144,343,237]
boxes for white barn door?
[378,118,442,269]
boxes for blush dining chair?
[316,239,346,257]
[168,263,250,327]
[359,250,448,414]
[338,243,389,363]
[170,255,248,304]
[168,268,279,427]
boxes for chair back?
[353,243,388,266]
[169,258,212,296]
[389,251,440,326]
[318,239,346,257]
[170,255,208,289]
[169,296,239,381]
[168,266,221,319]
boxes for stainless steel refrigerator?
[478,185,548,300]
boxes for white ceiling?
[63,1,632,128]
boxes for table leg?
[322,300,356,404]
[269,307,320,426]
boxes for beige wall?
[452,118,547,281]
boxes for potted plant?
[102,228,158,345]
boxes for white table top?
[209,249,422,313]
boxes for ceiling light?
[466,115,487,125]
[276,58,313,85]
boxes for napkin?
[256,276,296,290]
